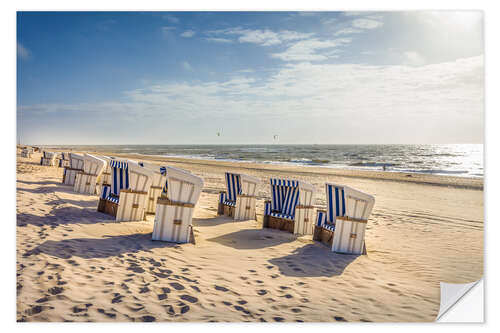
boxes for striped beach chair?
[62,153,84,185]
[97,159,153,222]
[73,154,106,195]
[95,156,113,196]
[58,152,71,168]
[21,148,33,158]
[218,172,259,220]
[263,178,315,236]
[314,183,375,255]
[138,162,168,215]
[152,166,203,244]
[40,151,56,166]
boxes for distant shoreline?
[44,148,484,190]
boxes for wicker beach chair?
[218,172,259,220]
[152,166,203,243]
[97,159,153,222]
[138,162,168,216]
[73,154,106,195]
[314,183,375,255]
[62,153,84,185]
[21,148,33,158]
[40,151,57,166]
[58,152,71,168]
[263,178,315,236]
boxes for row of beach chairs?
[39,151,375,255]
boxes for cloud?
[351,18,383,29]
[17,42,30,60]
[181,61,193,71]
[403,51,426,66]
[19,56,483,143]
[334,27,363,36]
[271,38,351,62]
[162,14,179,24]
[206,27,314,46]
[180,30,196,38]
[204,37,233,43]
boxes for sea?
[44,144,484,178]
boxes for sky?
[17,11,484,145]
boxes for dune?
[16,149,483,322]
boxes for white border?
[3,0,497,331]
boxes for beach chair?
[62,153,84,185]
[95,156,112,196]
[40,151,56,166]
[97,160,153,222]
[314,183,375,255]
[58,152,71,168]
[263,178,315,236]
[73,154,106,195]
[217,172,259,220]
[21,148,33,158]
[152,166,203,243]
[138,162,168,216]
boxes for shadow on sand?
[268,243,359,277]
[23,232,177,259]
[17,206,112,227]
[207,227,295,249]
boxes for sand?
[16,149,483,322]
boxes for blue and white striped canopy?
[225,172,241,202]
[270,178,299,187]
[270,178,300,219]
[110,160,128,169]
[110,160,129,196]
[326,184,346,223]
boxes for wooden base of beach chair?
[102,199,119,217]
[152,198,195,243]
[59,160,70,168]
[332,217,368,255]
[97,198,107,213]
[74,172,98,195]
[223,205,235,217]
[115,189,148,222]
[265,215,295,233]
[234,196,257,221]
[293,206,315,236]
[21,152,32,158]
[145,186,163,216]
[313,225,335,247]
[63,167,83,186]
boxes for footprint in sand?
[180,295,198,303]
[222,301,232,306]
[334,316,347,322]
[141,315,156,322]
[256,289,267,295]
[234,305,251,315]
[48,286,63,295]
[214,285,229,292]
[273,316,284,322]
[169,282,185,290]
[111,293,124,304]
[191,285,201,292]
[97,308,116,318]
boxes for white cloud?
[19,56,483,143]
[204,37,233,43]
[180,30,196,38]
[351,18,384,29]
[206,27,314,46]
[17,42,30,60]
[181,61,193,71]
[271,38,351,62]
[404,51,426,66]
[334,27,363,36]
[162,14,179,24]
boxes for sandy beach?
[16,149,483,322]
